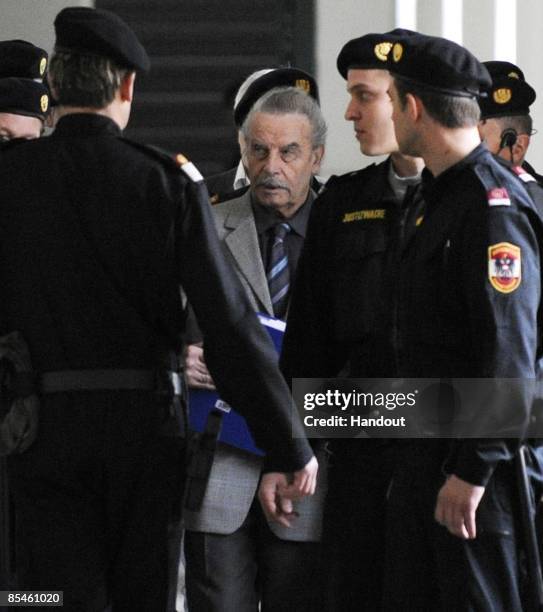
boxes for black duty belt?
[20,369,182,396]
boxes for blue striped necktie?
[267,222,291,319]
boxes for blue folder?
[188,313,286,456]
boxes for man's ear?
[311,145,325,173]
[406,92,423,123]
[513,133,530,166]
[120,72,136,103]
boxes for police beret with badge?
[336,28,417,78]
[478,61,536,119]
[0,77,49,120]
[0,40,48,80]
[386,32,491,97]
[54,6,150,72]
[233,67,319,127]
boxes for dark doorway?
[97,0,315,176]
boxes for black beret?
[233,67,319,127]
[387,33,491,97]
[54,7,150,72]
[336,29,417,78]
[0,40,48,80]
[0,78,49,120]
[479,61,536,119]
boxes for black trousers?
[184,500,320,612]
[317,441,397,612]
[7,392,184,612]
[382,443,525,612]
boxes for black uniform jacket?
[398,145,543,485]
[281,157,423,381]
[280,159,423,464]
[0,113,312,472]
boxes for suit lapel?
[222,194,274,315]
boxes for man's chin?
[361,143,385,157]
[255,188,288,204]
[257,196,289,210]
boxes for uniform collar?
[53,112,122,137]
[371,157,400,203]
[423,143,487,181]
[421,143,488,198]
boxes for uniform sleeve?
[175,178,313,472]
[280,191,340,384]
[447,194,541,486]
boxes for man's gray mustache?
[255,178,290,191]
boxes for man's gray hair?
[241,86,327,148]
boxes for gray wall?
[0,0,93,53]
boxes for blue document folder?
[188,313,286,456]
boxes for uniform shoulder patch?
[487,187,511,207]
[512,165,536,183]
[488,242,521,293]
[473,162,514,207]
[174,153,204,182]
[120,139,204,182]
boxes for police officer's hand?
[434,474,485,539]
[283,455,319,497]
[183,343,216,390]
[257,456,319,527]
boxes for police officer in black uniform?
[280,30,423,611]
[0,77,49,140]
[1,7,316,611]
[0,38,50,598]
[383,32,543,611]
[477,60,543,223]
[0,40,50,141]
[478,60,543,184]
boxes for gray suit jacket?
[184,190,327,541]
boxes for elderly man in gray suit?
[183,86,327,612]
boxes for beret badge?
[374,42,393,62]
[493,87,512,104]
[40,94,49,113]
[392,43,403,63]
[295,78,311,94]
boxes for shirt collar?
[251,189,315,238]
[233,161,249,190]
[387,160,422,201]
